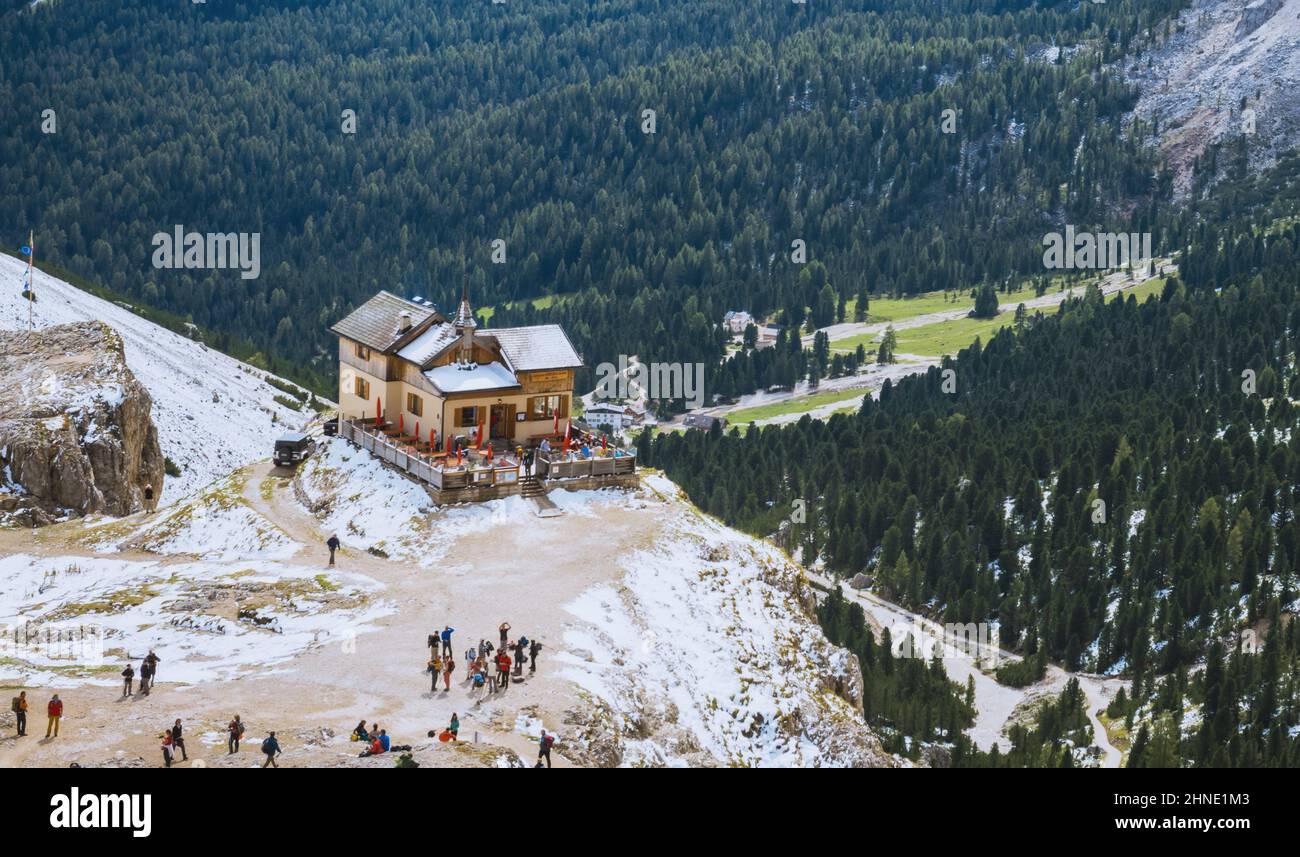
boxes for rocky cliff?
[0,321,164,525]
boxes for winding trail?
[807,571,1127,767]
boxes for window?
[354,342,371,361]
[527,395,568,420]
[456,406,479,428]
[406,392,423,417]
[354,377,370,400]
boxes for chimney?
[398,310,413,333]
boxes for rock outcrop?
[0,322,164,525]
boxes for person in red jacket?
[495,651,512,689]
[45,694,63,738]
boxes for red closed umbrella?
[414,422,419,448]
[376,396,383,424]
[398,413,404,436]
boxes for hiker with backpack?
[12,691,27,737]
[498,622,511,647]
[538,730,555,768]
[327,533,341,566]
[161,731,174,768]
[143,483,157,515]
[513,639,527,676]
[440,625,455,656]
[45,694,63,738]
[121,663,135,696]
[228,715,245,754]
[261,732,282,767]
[529,639,543,673]
[170,719,188,761]
[442,654,455,692]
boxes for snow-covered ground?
[83,473,301,562]
[0,552,392,688]
[0,254,317,502]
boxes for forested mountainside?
[2,0,1184,394]
[645,154,1300,766]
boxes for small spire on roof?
[454,287,476,330]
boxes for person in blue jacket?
[378,729,391,752]
[440,625,455,656]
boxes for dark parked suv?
[273,432,317,467]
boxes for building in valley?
[331,291,581,447]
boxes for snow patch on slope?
[557,474,891,767]
[0,254,316,503]
[0,553,391,687]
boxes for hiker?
[139,658,153,695]
[352,721,370,743]
[479,639,493,659]
[440,625,455,656]
[429,654,443,692]
[442,656,455,692]
[538,729,554,768]
[513,639,527,676]
[12,691,27,736]
[529,639,543,673]
[161,731,174,768]
[448,713,459,741]
[539,438,552,455]
[45,694,63,738]
[121,663,134,696]
[228,715,245,754]
[143,650,160,692]
[485,663,498,694]
[261,732,282,767]
[361,735,384,757]
[498,622,511,647]
[171,719,188,761]
[327,534,341,566]
[495,650,512,689]
[523,446,535,477]
[143,483,157,515]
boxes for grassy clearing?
[478,293,563,324]
[728,385,869,424]
[838,276,1167,358]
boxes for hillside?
[1127,0,1300,198]
[0,253,315,501]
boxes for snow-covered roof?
[331,291,441,352]
[396,324,460,366]
[423,361,520,395]
[480,324,583,371]
[586,402,625,414]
